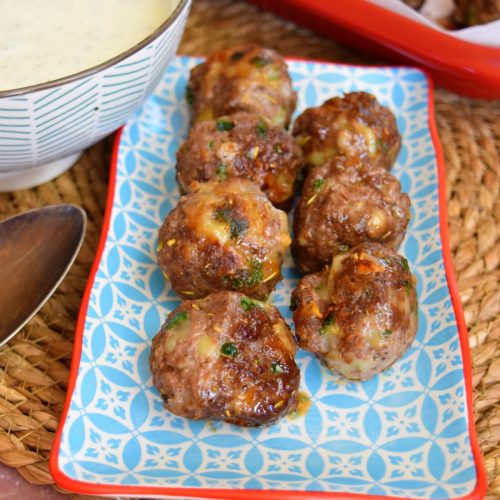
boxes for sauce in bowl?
[0,0,180,92]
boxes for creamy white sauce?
[0,0,179,91]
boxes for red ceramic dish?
[247,0,500,99]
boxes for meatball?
[454,0,500,26]
[176,112,304,210]
[293,91,401,170]
[292,157,410,273]
[157,178,291,300]
[187,45,297,128]
[291,242,418,381]
[150,291,300,426]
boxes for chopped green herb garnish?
[338,243,350,252]
[401,257,410,272]
[220,342,238,358]
[213,206,248,239]
[241,296,260,311]
[250,55,270,68]
[215,118,235,132]
[271,361,284,374]
[382,329,393,337]
[313,178,325,191]
[256,121,267,138]
[319,312,335,336]
[216,163,228,180]
[274,143,283,154]
[213,206,232,221]
[166,311,188,330]
[380,257,391,267]
[404,280,412,296]
[223,258,263,289]
[229,219,248,239]
[290,295,298,311]
[185,85,195,105]
[208,140,215,149]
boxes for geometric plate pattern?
[53,57,480,499]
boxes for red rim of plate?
[49,59,487,500]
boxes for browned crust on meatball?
[150,292,300,426]
[292,156,410,273]
[157,178,291,300]
[293,91,401,170]
[292,242,418,381]
[175,112,304,210]
[187,45,297,128]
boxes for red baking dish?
[247,0,500,99]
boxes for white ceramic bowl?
[0,0,191,191]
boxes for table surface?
[0,1,498,499]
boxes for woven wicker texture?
[0,1,498,498]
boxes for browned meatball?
[176,112,304,210]
[157,178,291,300]
[291,242,418,381]
[292,157,410,273]
[454,0,500,26]
[150,291,300,426]
[293,92,401,170]
[187,45,297,128]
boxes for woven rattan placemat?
[0,1,498,497]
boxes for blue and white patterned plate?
[51,56,485,499]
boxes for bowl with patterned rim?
[0,0,191,192]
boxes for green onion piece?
[216,164,228,180]
[213,206,248,239]
[215,118,235,132]
[382,329,393,337]
[166,311,188,330]
[274,143,283,154]
[220,342,238,358]
[271,361,284,374]
[250,55,270,68]
[256,121,267,138]
[230,219,248,239]
[404,280,412,295]
[241,296,260,311]
[208,140,215,149]
[338,243,350,252]
[223,258,263,289]
[319,312,335,336]
[313,178,325,191]
[401,257,410,272]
